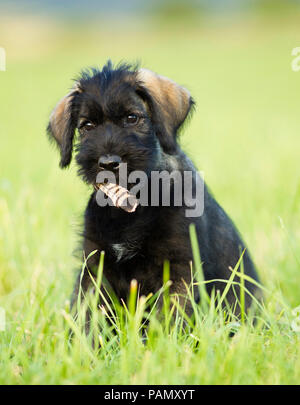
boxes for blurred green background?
[1,0,300,309]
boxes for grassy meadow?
[1,11,300,384]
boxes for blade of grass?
[189,223,210,311]
[215,249,245,313]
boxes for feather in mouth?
[94,182,139,213]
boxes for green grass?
[1,13,300,384]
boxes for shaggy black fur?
[47,61,260,319]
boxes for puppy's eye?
[125,114,139,126]
[80,121,96,131]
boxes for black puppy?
[47,61,260,318]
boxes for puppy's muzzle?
[98,154,122,172]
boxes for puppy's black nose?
[98,154,122,171]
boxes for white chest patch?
[111,242,139,262]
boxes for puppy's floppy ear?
[136,68,194,154]
[47,83,81,168]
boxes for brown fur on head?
[136,68,194,153]
[47,83,81,168]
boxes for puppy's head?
[47,61,194,184]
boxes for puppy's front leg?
[70,241,109,335]
[155,263,199,320]
[70,264,116,339]
[70,239,101,308]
